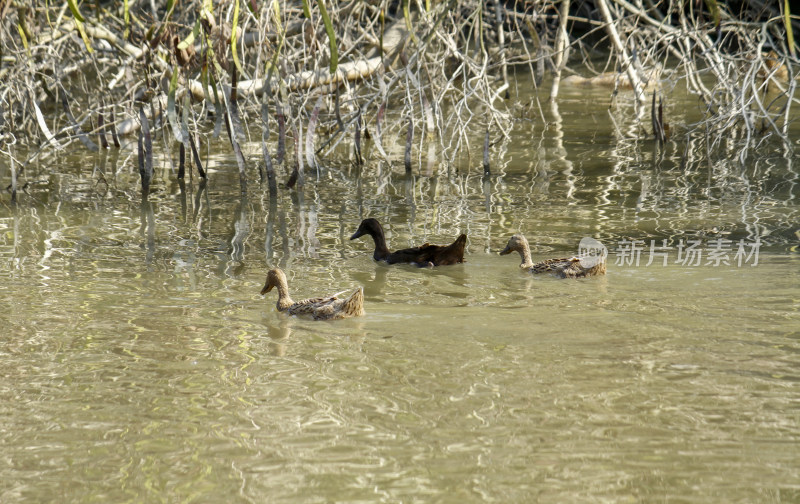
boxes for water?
[1,78,799,502]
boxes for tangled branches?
[0,0,797,184]
[565,0,798,160]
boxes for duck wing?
[311,288,365,320]
[286,295,337,316]
[560,259,607,278]
[430,234,466,266]
[531,257,607,278]
[385,234,467,266]
[383,244,435,265]
[285,289,366,320]
[530,257,577,275]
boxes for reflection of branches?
[547,101,576,201]
[140,197,156,266]
[192,179,210,241]
[228,196,251,266]
[263,192,279,264]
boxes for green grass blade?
[317,0,338,73]
[232,0,245,75]
[785,0,796,57]
[264,0,284,76]
[123,0,130,39]
[703,0,720,28]
[164,0,177,21]
[271,0,282,34]
[177,19,201,50]
[403,0,418,44]
[74,18,93,53]
[16,23,29,52]
[67,0,93,53]
[67,0,85,22]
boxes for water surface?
[1,78,799,502]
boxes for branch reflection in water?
[226,194,250,276]
[139,196,155,266]
[263,191,278,264]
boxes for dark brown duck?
[350,218,466,267]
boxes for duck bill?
[349,230,364,240]
[499,245,512,255]
[260,285,273,295]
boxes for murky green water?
[1,79,799,502]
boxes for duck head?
[350,218,391,261]
[260,268,286,295]
[500,234,534,269]
[499,234,529,256]
[350,218,383,241]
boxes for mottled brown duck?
[758,50,797,94]
[500,234,606,279]
[561,63,662,91]
[260,268,365,320]
[350,218,466,267]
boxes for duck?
[757,50,797,94]
[561,63,662,91]
[350,218,466,266]
[499,234,606,278]
[260,268,365,320]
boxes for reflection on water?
[0,82,799,502]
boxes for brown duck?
[500,234,606,279]
[350,218,466,267]
[260,268,365,320]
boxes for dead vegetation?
[0,0,797,197]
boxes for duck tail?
[343,287,365,317]
[452,234,467,262]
